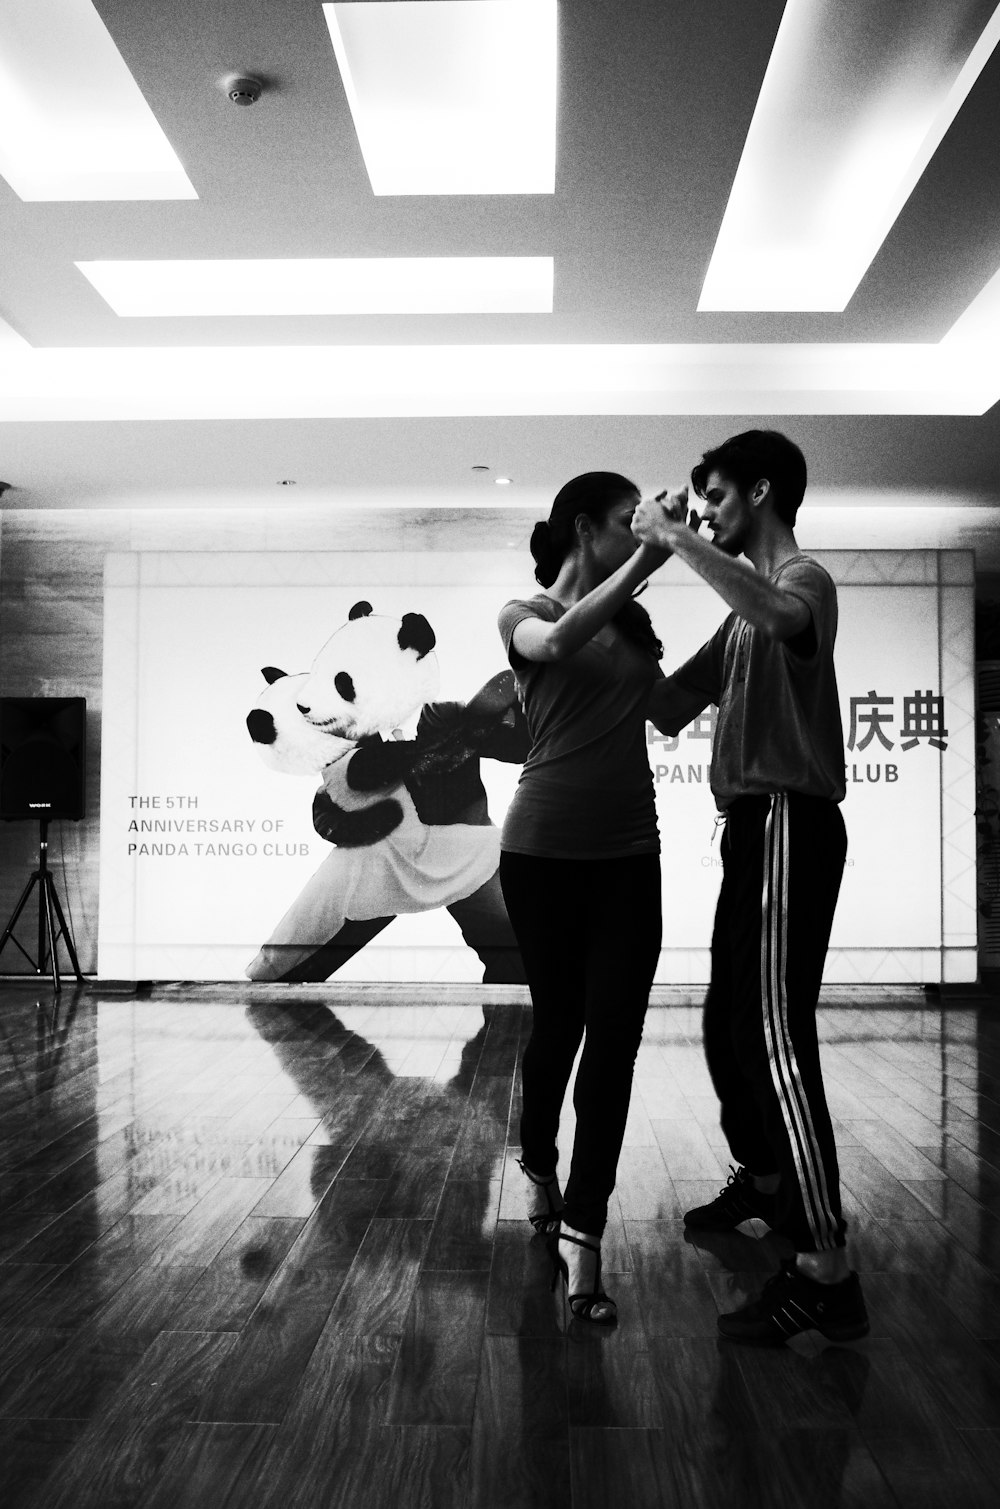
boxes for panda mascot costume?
[245,601,528,984]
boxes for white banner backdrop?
[98,549,976,983]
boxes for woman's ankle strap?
[558,1230,600,1255]
[517,1158,557,1187]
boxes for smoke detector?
[224,75,263,106]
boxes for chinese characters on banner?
[847,690,949,752]
[844,689,949,784]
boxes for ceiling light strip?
[699,0,1000,312]
[75,258,555,316]
[322,1,557,195]
[0,337,989,420]
[0,0,196,200]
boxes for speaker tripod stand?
[0,819,84,993]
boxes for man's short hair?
[690,429,807,526]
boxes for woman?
[498,471,676,1324]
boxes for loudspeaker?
[0,698,86,821]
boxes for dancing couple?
[498,429,869,1345]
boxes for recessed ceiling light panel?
[0,0,196,201]
[322,0,557,194]
[74,257,554,315]
[699,0,1000,311]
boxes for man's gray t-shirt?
[657,556,846,810]
[498,595,661,858]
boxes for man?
[632,428,868,1346]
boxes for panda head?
[247,667,355,775]
[294,600,439,740]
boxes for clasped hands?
[631,486,702,556]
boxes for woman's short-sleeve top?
[497,594,661,859]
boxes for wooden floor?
[1,981,999,1509]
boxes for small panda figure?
[246,662,406,846]
[246,667,353,776]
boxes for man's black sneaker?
[683,1165,778,1231]
[717,1258,870,1346]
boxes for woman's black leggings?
[499,850,662,1238]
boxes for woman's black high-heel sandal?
[550,1230,617,1326]
[516,1158,564,1235]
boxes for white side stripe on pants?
[760,793,838,1250]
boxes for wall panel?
[0,510,978,985]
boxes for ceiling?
[1,0,999,571]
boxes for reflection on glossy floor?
[1,981,999,1508]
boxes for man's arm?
[647,677,713,737]
[646,636,721,735]
[632,504,809,642]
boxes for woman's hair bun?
[529,519,558,586]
